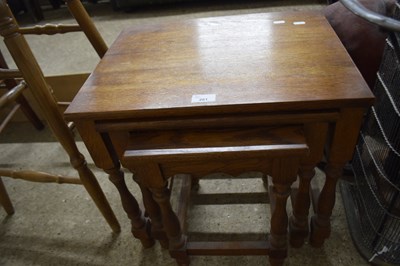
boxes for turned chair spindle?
[0,0,120,233]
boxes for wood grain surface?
[65,11,373,121]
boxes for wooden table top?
[65,11,374,121]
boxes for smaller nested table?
[122,126,309,265]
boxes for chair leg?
[0,177,14,215]
[0,17,120,232]
[0,50,44,131]
[105,167,154,246]
[73,156,121,233]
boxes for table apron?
[94,110,340,133]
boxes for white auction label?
[191,94,216,103]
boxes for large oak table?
[65,11,374,264]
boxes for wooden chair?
[0,0,120,233]
[121,126,309,265]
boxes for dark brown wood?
[0,177,14,214]
[105,167,154,247]
[65,12,373,122]
[95,112,340,132]
[122,126,308,265]
[123,128,307,192]
[186,241,271,256]
[191,192,269,205]
[269,157,301,265]
[310,108,366,247]
[64,10,374,264]
[289,122,329,248]
[148,174,190,265]
[174,174,192,234]
[150,183,186,249]
[133,173,168,248]
[127,127,307,151]
[74,121,153,246]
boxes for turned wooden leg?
[269,158,300,266]
[105,167,154,247]
[310,163,343,247]
[269,183,291,266]
[0,177,14,215]
[135,180,169,249]
[309,109,365,247]
[0,18,120,233]
[150,185,190,266]
[289,165,315,248]
[289,123,328,248]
